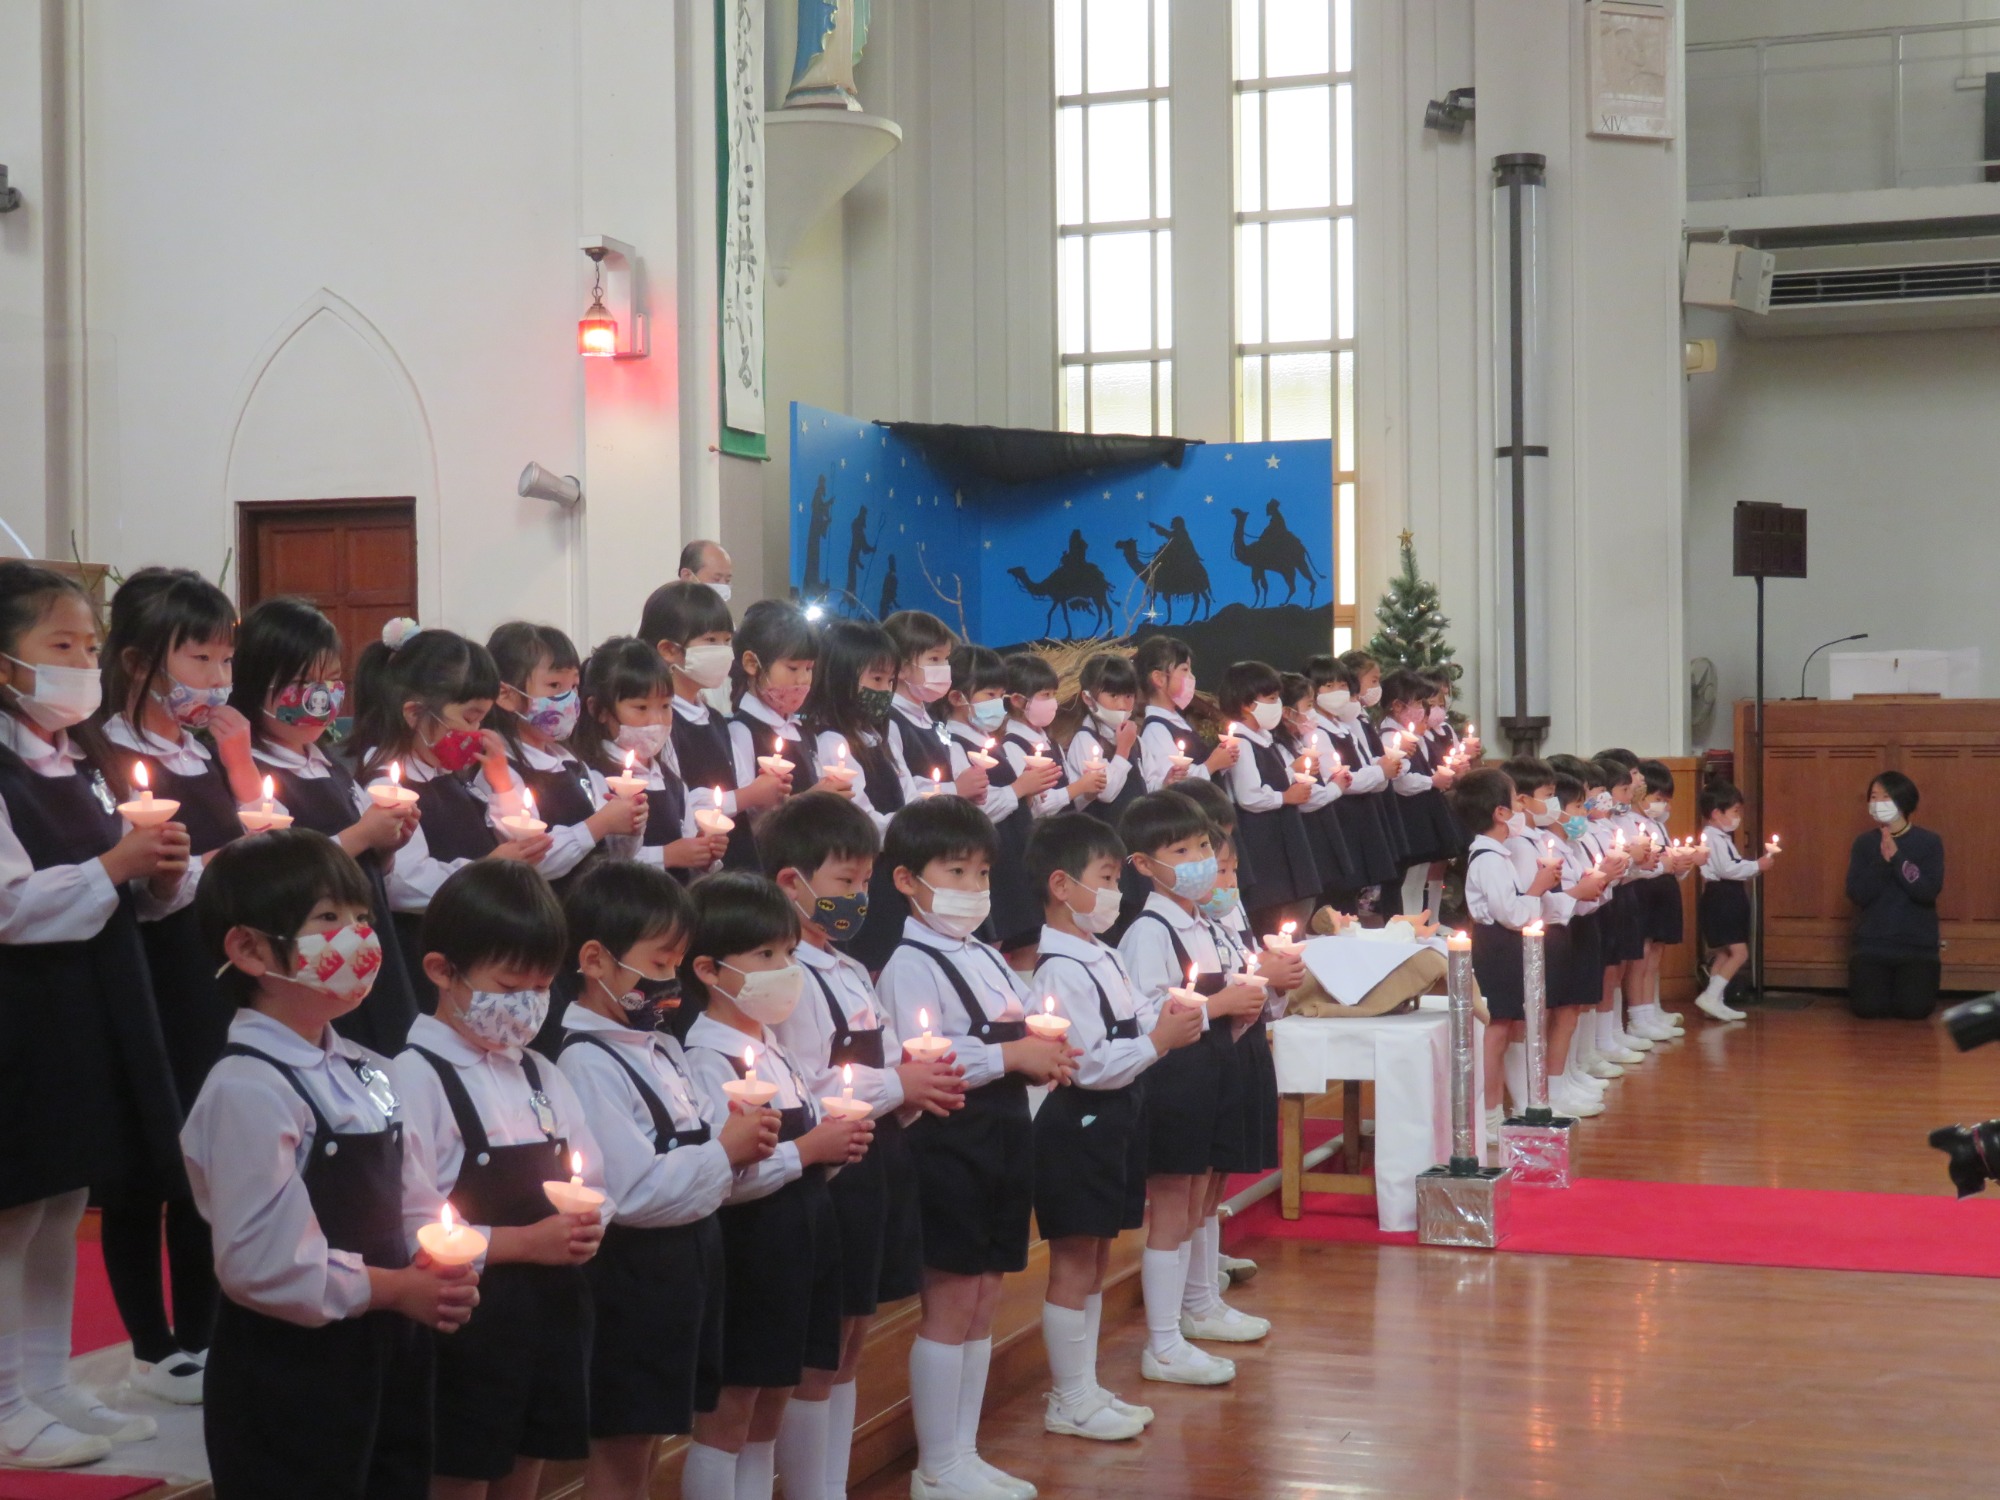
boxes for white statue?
[785,0,871,111]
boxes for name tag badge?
[354,1062,399,1117]
[529,1090,559,1138]
[89,771,117,815]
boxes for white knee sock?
[1181,1217,1222,1317]
[774,1396,828,1500]
[1141,1248,1185,1357]
[682,1442,739,1500]
[822,1380,857,1497]
[1082,1292,1104,1392]
[1400,867,1429,916]
[955,1337,993,1463]
[22,1191,84,1398]
[1041,1303,1091,1405]
[907,1336,965,1479]
[0,1198,50,1424]
[736,1438,776,1500]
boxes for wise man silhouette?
[845,504,877,597]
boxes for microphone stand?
[1798,633,1870,699]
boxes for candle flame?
[133,761,150,791]
[1187,963,1198,989]
[441,1203,456,1232]
[774,736,783,757]
[919,1007,932,1034]
[982,737,996,752]
[389,760,403,787]
[742,1045,756,1074]
[570,1150,583,1176]
[1524,920,1545,937]
[1226,724,1240,739]
[1281,920,1297,938]
[932,767,942,783]
[1034,741,1047,756]
[836,741,848,762]
[842,1062,854,1087]
[262,774,276,801]
[1043,994,1055,1015]
[624,749,636,774]
[1176,738,1187,754]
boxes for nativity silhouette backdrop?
[787,402,1335,681]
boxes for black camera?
[1928,996,2000,1197]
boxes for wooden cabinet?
[1733,698,2000,990]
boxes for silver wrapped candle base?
[1416,1164,1512,1248]
[1500,1115,1573,1188]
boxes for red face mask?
[428,725,484,773]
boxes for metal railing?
[1687,17,2000,200]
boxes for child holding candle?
[991,652,1094,961]
[1544,755,1630,1085]
[98,565,249,1403]
[677,872,876,1500]
[1064,654,1143,828]
[554,861,779,1500]
[883,611,978,803]
[1277,671,1359,903]
[1338,650,1418,915]
[0,563,194,1467]
[1452,768,1560,1136]
[1628,759,1691,1041]
[761,794,966,1499]
[353,623,551,1012]
[486,622,646,891]
[1027,813,1199,1442]
[938,644,1031,826]
[875,798,1075,1500]
[1379,670,1465,918]
[1696,781,1774,1023]
[1303,655,1401,914]
[188,828,479,1497]
[1213,660,1319,936]
[1588,752,1657,1066]
[1133,636,1236,793]
[717,600,827,873]
[571,636,731,882]
[226,596,423,1054]
[642,580,785,855]
[391,861,608,1499]
[1115,792,1269,1386]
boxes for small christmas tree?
[1367,531,1460,689]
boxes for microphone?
[1800,633,1868,699]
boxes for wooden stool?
[1279,1080,1374,1219]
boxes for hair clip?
[381,617,424,651]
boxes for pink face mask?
[274,922,384,1004]
[1170,672,1196,711]
[1023,696,1059,730]
[759,681,810,719]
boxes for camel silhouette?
[1008,555,1114,639]
[1231,500,1322,607]
[1115,532,1214,625]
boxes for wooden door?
[237,499,417,683]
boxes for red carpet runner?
[1228,1178,2000,1278]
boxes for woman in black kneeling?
[1845,770,1944,1020]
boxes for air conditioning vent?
[1770,260,2000,307]
[1732,234,2000,336]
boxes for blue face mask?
[1562,813,1589,841]
[1197,884,1240,922]
[968,698,1009,734]
[1152,854,1218,902]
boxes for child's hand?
[896,1057,967,1116]
[1255,947,1307,992]
[378,1259,480,1333]
[1601,850,1630,879]
[587,793,647,841]
[1114,720,1140,759]
[492,1212,596,1266]
[1016,759,1061,800]
[208,705,255,769]
[737,770,790,812]
[1210,981,1268,1019]
[663,833,731,869]
[798,1116,874,1167]
[1432,766,1458,791]
[1330,764,1353,789]
[1206,739,1242,774]
[1379,752,1405,778]
[720,1103,781,1166]
[1281,778,1313,806]
[104,819,191,888]
[1070,765,1109,803]
[1164,761,1191,785]
[488,831,552,864]
[1757,853,1775,872]
[477,730,514,786]
[1571,869,1609,902]
[346,800,414,856]
[1150,1000,1204,1054]
[1000,1034,1071,1084]
[1527,862,1560,897]
[953,765,989,801]
[812,775,856,800]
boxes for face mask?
[1151,854,1218,903]
[1562,813,1589,841]
[968,698,1009,734]
[857,686,895,725]
[1505,809,1529,837]
[916,878,991,940]
[1426,705,1448,729]
[1316,688,1350,717]
[1532,795,1562,828]
[614,722,670,762]
[679,642,735,690]
[1066,881,1123,935]
[1020,696,1058,730]
[1170,674,1196,711]
[795,877,870,940]
[600,963,680,1025]
[272,922,383,1003]
[457,985,550,1050]
[907,663,951,705]
[158,674,232,731]
[1588,791,1614,815]
[759,681,810,719]
[1336,698,1365,721]
[519,688,581,741]
[1721,812,1742,833]
[3,655,103,731]
[709,582,733,604]
[1250,700,1284,732]
[426,720,485,773]
[720,960,804,1025]
[1197,884,1241,922]
[1088,700,1130,730]
[1870,799,1900,826]
[271,679,345,729]
[1644,799,1671,821]
[1360,684,1382,708]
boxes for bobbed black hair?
[1026,812,1125,905]
[757,789,881,878]
[948,643,1009,707]
[1004,651,1059,705]
[1501,757,1557,797]
[1593,755,1638,793]
[680,870,801,1011]
[1172,775,1238,836]
[883,610,956,666]
[231,597,343,747]
[1637,758,1676,800]
[573,636,675,775]
[1452,767,1517,837]
[1698,780,1745,821]
[0,562,121,787]
[1338,648,1379,677]
[883,795,999,880]
[731,599,817,706]
[352,627,501,778]
[198,828,376,1008]
[1132,636,1192,700]
[486,621,581,751]
[1547,752,1610,791]
[1118,788,1212,859]
[1595,747,1641,771]
[1380,669,1432,711]
[638,579,733,650]
[1871,768,1919,817]
[1079,653,1138,702]
[1305,654,1358,694]
[562,859,691,975]
[420,860,567,981]
[802,618,896,748]
[101,566,237,727]
[1217,660,1282,719]
[1551,771,1586,808]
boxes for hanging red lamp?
[578,246,618,357]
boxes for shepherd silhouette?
[803,477,835,593]
[845,505,877,597]
[878,554,900,617]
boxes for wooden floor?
[856,997,2000,1499]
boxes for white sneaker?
[1696,991,1746,1023]
[1095,1387,1154,1426]
[1629,1012,1678,1042]
[1565,1069,1608,1095]
[1044,1391,1145,1442]
[1604,1043,1645,1065]
[966,1456,1035,1500]
[1615,1029,1654,1052]
[1583,1053,1624,1079]
[1484,1105,1505,1136]
[1181,1305,1270,1343]
[1550,1081,1605,1118]
[1220,1253,1258,1284]
[1663,1009,1686,1031]
[0,1408,112,1469]
[128,1353,205,1405]
[31,1386,156,1444]
[911,1464,1016,1500]
[1141,1341,1236,1385]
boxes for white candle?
[820,1061,872,1120]
[1026,993,1071,1040]
[757,736,792,780]
[606,749,648,801]
[903,1006,953,1063]
[1166,962,1209,1011]
[823,740,857,786]
[694,787,736,837]
[1169,738,1193,770]
[721,1044,780,1108]
[1264,919,1302,956]
[500,788,546,838]
[118,761,181,829]
[416,1202,487,1268]
[543,1148,607,1215]
[967,737,998,771]
[369,759,420,809]
[240,773,294,833]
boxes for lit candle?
[823,739,857,786]
[543,1148,607,1214]
[606,749,648,801]
[694,788,736,837]
[369,759,420,809]
[1264,919,1303,956]
[1448,928,1472,952]
[118,761,181,829]
[1022,740,1054,774]
[1026,993,1071,1040]
[757,736,792,780]
[903,1006,953,1063]
[929,766,944,796]
[1167,962,1209,1012]
[721,1044,780,1108]
[1520,921,1552,1120]
[416,1202,487,1268]
[967,737,998,771]
[1168,738,1193,771]
[820,1061,873,1120]
[500,788,546,839]
[239,773,294,833]
[1768,832,1781,853]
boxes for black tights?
[98,1194,218,1362]
[1847,954,1940,1022]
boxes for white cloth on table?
[1298,931,1443,1008]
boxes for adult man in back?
[678,539,734,602]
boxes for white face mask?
[270,923,383,1004]
[720,960,803,1025]
[458,985,550,1051]
[679,642,734,690]
[1021,696,1058,731]
[708,581,733,604]
[1360,684,1382,708]
[1250,700,1284,732]
[1505,809,1528,837]
[1531,796,1562,828]
[1644,799,1670,821]
[1870,799,1900,826]
[907,663,952,705]
[1088,700,1130,730]
[1316,688,1350,717]
[1721,812,1742,834]
[615,722,671,762]
[1067,881,1123,935]
[3,655,102,731]
[1336,698,1364,721]
[918,878,991,940]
